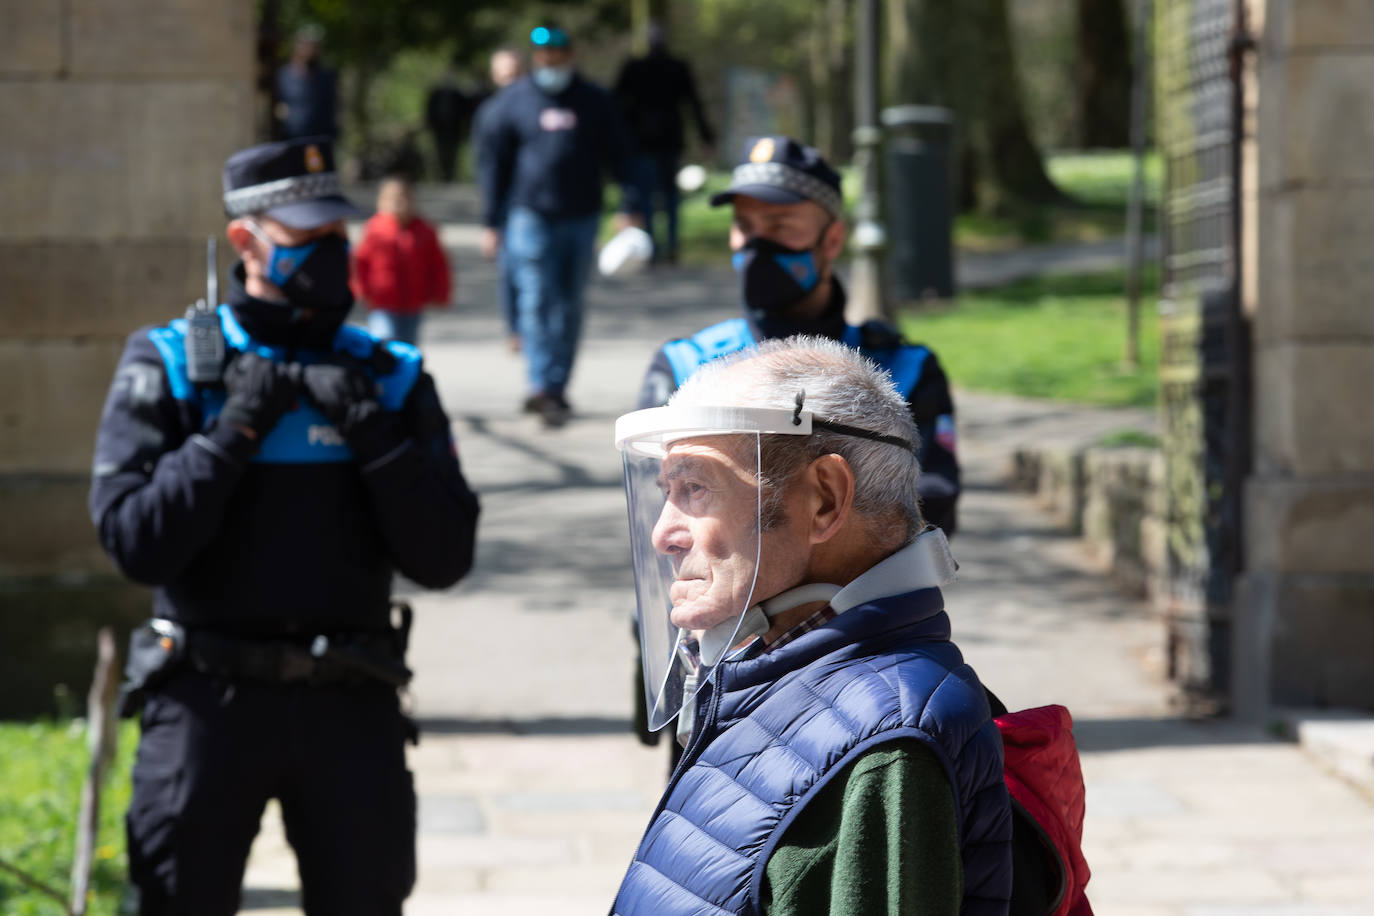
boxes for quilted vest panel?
[613,588,1012,916]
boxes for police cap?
[709,136,843,221]
[222,137,360,229]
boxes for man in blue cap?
[90,137,480,915]
[476,25,641,427]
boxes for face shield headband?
[615,397,915,734]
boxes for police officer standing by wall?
[89,138,480,915]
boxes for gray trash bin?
[882,105,955,300]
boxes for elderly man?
[612,337,1011,915]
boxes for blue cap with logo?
[530,26,571,48]
[221,136,361,229]
[710,136,844,220]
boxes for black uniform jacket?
[637,281,961,534]
[89,269,480,635]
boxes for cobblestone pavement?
[237,189,1374,915]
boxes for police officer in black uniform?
[633,136,960,765]
[90,138,480,915]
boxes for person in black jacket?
[632,137,961,771]
[90,137,480,916]
[614,21,715,265]
[425,68,471,183]
[476,25,640,427]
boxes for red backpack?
[987,691,1094,916]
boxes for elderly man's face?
[651,437,807,631]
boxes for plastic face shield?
[616,405,814,732]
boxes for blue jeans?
[505,206,600,396]
[368,310,422,346]
[630,151,682,261]
[497,242,519,337]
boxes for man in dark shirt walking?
[476,26,640,427]
[614,22,715,265]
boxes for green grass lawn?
[898,268,1161,408]
[0,720,137,915]
[955,151,1162,252]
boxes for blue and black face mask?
[732,231,826,316]
[245,222,354,313]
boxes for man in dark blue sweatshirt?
[476,25,639,427]
[90,137,480,915]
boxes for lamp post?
[848,0,888,324]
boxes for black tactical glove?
[218,351,299,439]
[301,356,393,437]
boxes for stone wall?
[0,0,255,716]
[1012,444,1168,603]
[1233,0,1374,717]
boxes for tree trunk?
[257,0,282,141]
[1076,0,1133,147]
[884,0,1064,211]
[812,0,854,160]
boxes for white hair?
[670,336,924,541]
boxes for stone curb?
[1276,708,1374,802]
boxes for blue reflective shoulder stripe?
[884,345,930,397]
[218,305,252,351]
[333,324,423,411]
[661,318,755,387]
[147,322,193,401]
[843,324,930,398]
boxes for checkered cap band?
[731,162,843,219]
[222,172,343,217]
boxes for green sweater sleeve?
[761,738,962,916]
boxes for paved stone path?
[236,188,1374,915]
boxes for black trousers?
[126,672,415,916]
[431,131,460,182]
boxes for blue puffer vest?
[613,588,1012,916]
[146,305,423,464]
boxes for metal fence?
[1154,0,1250,703]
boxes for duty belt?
[149,613,411,688]
[183,628,412,687]
[118,606,415,720]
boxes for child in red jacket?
[351,177,452,345]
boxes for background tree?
[884,0,1064,212]
[809,0,855,162]
[1076,0,1133,147]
